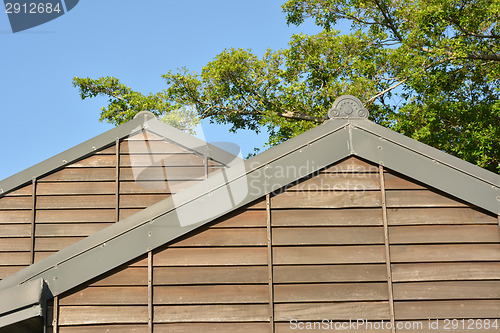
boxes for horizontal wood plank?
[35,237,85,251]
[90,267,147,286]
[36,209,116,223]
[383,173,425,190]
[171,228,267,247]
[121,140,188,154]
[35,223,111,237]
[120,166,206,181]
[36,195,115,209]
[119,194,169,208]
[120,154,205,167]
[393,281,500,300]
[154,304,269,322]
[154,247,268,266]
[273,246,386,265]
[386,190,467,207]
[57,325,147,333]
[387,207,496,225]
[394,300,500,319]
[389,225,500,244]
[154,266,268,285]
[0,210,31,223]
[273,264,387,283]
[272,227,384,245]
[153,285,268,304]
[153,323,269,333]
[275,302,390,321]
[0,197,31,210]
[66,155,116,168]
[58,306,147,325]
[37,182,115,195]
[2,185,33,196]
[0,237,31,251]
[211,210,267,228]
[274,283,388,302]
[0,252,30,265]
[60,286,147,305]
[119,180,197,195]
[392,262,500,282]
[271,209,382,227]
[395,320,500,333]
[0,265,25,279]
[275,322,391,332]
[322,158,379,173]
[271,191,381,209]
[0,224,31,237]
[391,244,500,262]
[39,168,116,182]
[287,173,380,191]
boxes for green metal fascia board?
[350,119,500,214]
[0,305,43,332]
[0,278,46,316]
[0,119,350,295]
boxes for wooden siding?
[3,155,496,332]
[0,130,225,279]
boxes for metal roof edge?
[0,112,239,197]
[350,119,500,214]
[0,119,351,296]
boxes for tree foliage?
[73,0,500,172]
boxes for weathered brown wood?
[2,184,33,196]
[267,194,274,333]
[119,194,169,209]
[90,267,148,286]
[120,140,187,154]
[394,300,500,319]
[273,264,387,283]
[0,224,31,237]
[115,138,121,223]
[148,251,153,333]
[154,304,269,322]
[36,182,116,195]
[287,173,380,191]
[271,191,382,209]
[271,209,383,226]
[119,180,196,194]
[387,207,497,225]
[274,283,388,302]
[66,155,116,168]
[391,244,500,262]
[154,247,268,266]
[120,154,206,167]
[389,225,500,244]
[0,265,25,279]
[0,237,31,251]
[392,262,500,282]
[120,208,145,220]
[0,196,32,210]
[211,209,267,228]
[34,251,54,262]
[274,302,390,321]
[383,173,426,190]
[0,210,31,223]
[36,195,116,209]
[57,325,148,333]
[321,157,379,173]
[36,209,116,223]
[386,190,467,207]
[171,228,267,247]
[153,285,269,304]
[393,281,500,300]
[153,266,268,285]
[394,320,500,333]
[119,166,206,181]
[153,323,269,333]
[272,227,384,245]
[126,132,163,141]
[35,237,85,251]
[379,165,395,333]
[94,145,116,155]
[273,246,386,265]
[60,286,148,305]
[0,252,30,265]
[39,168,116,182]
[52,296,59,333]
[35,223,111,237]
[58,306,148,325]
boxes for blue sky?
[0,1,323,180]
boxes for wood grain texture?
[170,228,267,247]
[390,244,500,262]
[120,154,205,167]
[272,227,384,245]
[0,224,31,237]
[274,302,390,321]
[287,173,380,191]
[273,246,386,265]
[387,208,497,225]
[119,166,206,181]
[57,325,148,333]
[271,209,383,227]
[275,322,392,332]
[90,267,148,286]
[386,190,467,207]
[394,300,500,319]
[210,210,267,228]
[119,194,169,209]
[120,141,187,154]
[35,237,85,251]
[392,262,500,282]
[39,168,116,182]
[389,225,500,244]
[393,281,500,300]
[36,195,116,209]
[153,266,268,285]
[153,304,269,322]
[271,191,382,209]
[58,306,148,325]
[154,247,268,266]
[153,323,269,333]
[0,196,32,210]
[36,182,116,195]
[0,265,25,279]
[321,157,379,173]
[395,320,500,333]
[119,180,196,195]
[0,252,30,265]
[0,210,31,223]
[153,285,268,304]
[35,223,111,237]
[66,155,116,168]
[36,209,116,223]
[383,173,425,190]
[1,185,33,196]
[0,237,31,251]
[60,286,148,305]
[273,264,387,283]
[274,283,388,302]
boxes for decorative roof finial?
[133,110,157,120]
[327,95,369,119]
